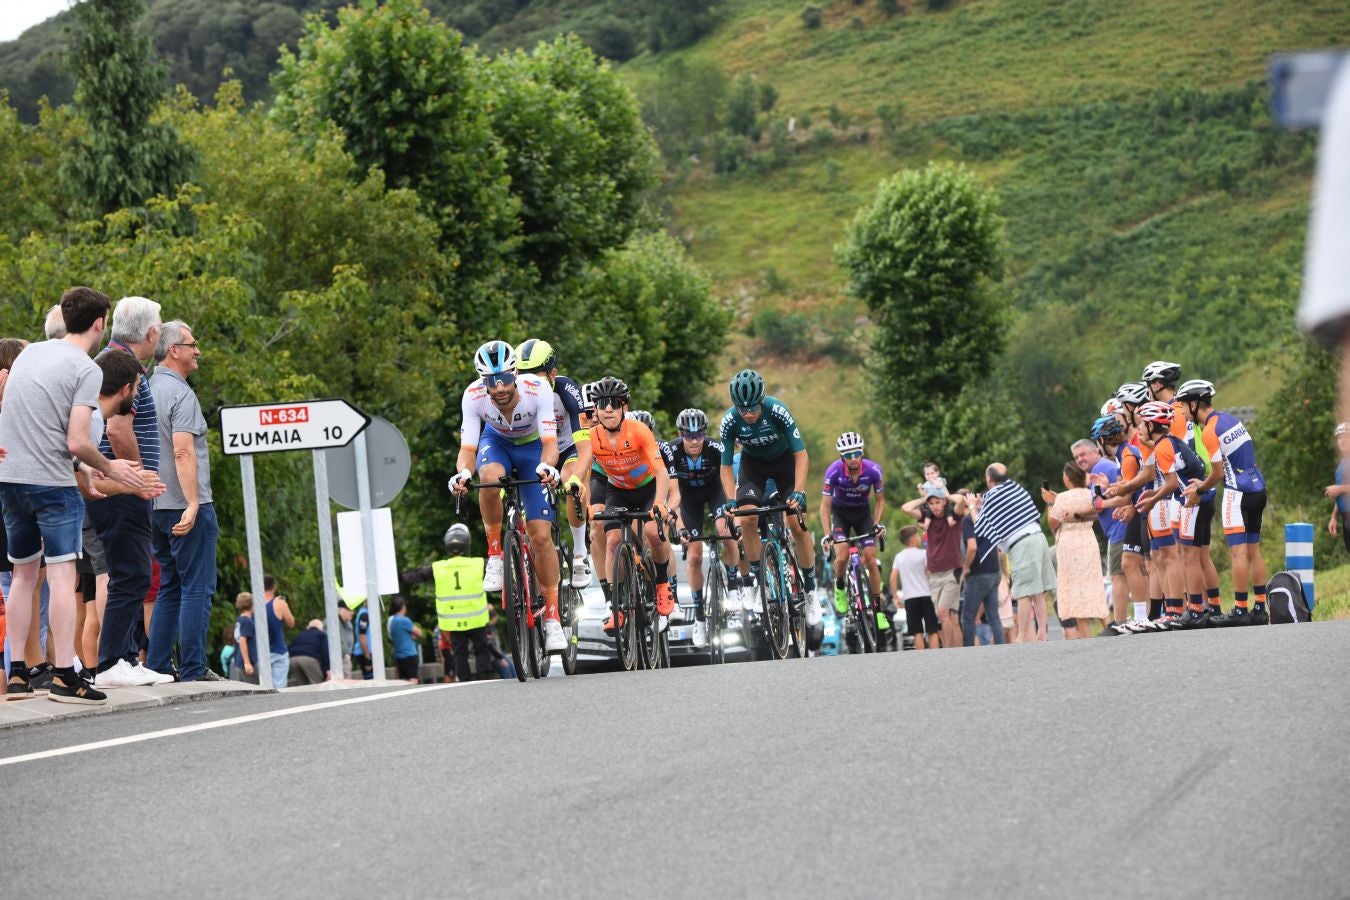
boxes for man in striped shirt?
[88,296,174,688]
[973,463,1055,642]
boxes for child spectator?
[890,526,940,650]
[917,460,949,499]
[387,597,423,682]
[231,592,258,684]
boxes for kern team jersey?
[660,438,726,493]
[718,396,805,462]
[1201,411,1265,493]
[590,419,662,490]
[459,374,557,447]
[822,458,884,508]
[550,375,586,454]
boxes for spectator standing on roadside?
[0,288,148,702]
[287,620,330,685]
[387,597,423,682]
[231,592,258,684]
[1048,463,1108,638]
[960,492,1005,646]
[338,603,354,679]
[974,463,1055,642]
[891,526,940,650]
[1327,423,1350,550]
[147,321,219,682]
[1072,438,1127,625]
[262,575,294,687]
[89,296,173,689]
[901,485,968,649]
[351,600,373,680]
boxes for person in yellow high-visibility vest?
[401,524,494,681]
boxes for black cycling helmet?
[444,523,471,553]
[676,408,708,434]
[729,369,765,408]
[591,375,629,405]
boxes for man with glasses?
[819,431,885,617]
[717,369,818,622]
[663,408,736,648]
[448,340,565,652]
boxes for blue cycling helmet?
[729,369,765,408]
[474,340,516,377]
[1090,415,1124,441]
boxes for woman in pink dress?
[1049,463,1108,638]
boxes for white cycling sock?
[570,524,587,556]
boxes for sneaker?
[48,672,107,706]
[542,618,566,653]
[5,672,35,699]
[27,662,55,692]
[197,669,227,682]
[833,587,848,615]
[570,556,592,588]
[132,663,175,685]
[1157,614,1188,631]
[602,611,626,634]
[803,597,823,627]
[1176,611,1207,630]
[1119,619,1155,634]
[669,601,686,624]
[95,658,157,688]
[483,554,504,592]
[1098,620,1124,636]
[1211,607,1251,627]
[692,620,708,648]
[1248,606,1269,626]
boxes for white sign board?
[220,399,370,456]
[337,507,399,598]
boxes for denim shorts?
[0,483,85,564]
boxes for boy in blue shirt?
[1327,422,1350,552]
[387,597,423,682]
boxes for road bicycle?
[826,528,886,654]
[736,493,812,660]
[679,510,740,665]
[592,507,671,671]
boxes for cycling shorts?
[477,431,553,522]
[678,487,727,538]
[602,480,657,534]
[560,443,580,468]
[1147,498,1175,549]
[588,472,609,508]
[1222,489,1266,547]
[1122,512,1145,555]
[735,452,796,505]
[830,504,877,548]
[1179,498,1215,547]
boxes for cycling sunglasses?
[483,372,516,388]
[680,431,707,440]
[595,397,626,410]
[736,404,761,415]
[840,450,863,460]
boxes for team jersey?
[590,419,662,490]
[822,458,883,508]
[459,374,557,447]
[550,375,586,454]
[718,397,805,463]
[660,438,726,493]
[1115,442,1144,503]
[1200,411,1265,493]
[1151,437,1180,496]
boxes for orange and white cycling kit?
[589,419,662,490]
[1145,441,1178,548]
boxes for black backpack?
[1266,571,1312,624]
[1166,435,1208,483]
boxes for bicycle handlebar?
[592,508,672,543]
[827,528,887,553]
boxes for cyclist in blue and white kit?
[448,341,566,652]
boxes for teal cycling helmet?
[729,369,765,408]
[1090,415,1124,441]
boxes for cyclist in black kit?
[663,408,738,648]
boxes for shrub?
[810,127,834,150]
[850,16,865,29]
[587,19,639,62]
[711,130,751,173]
[876,102,905,137]
[828,103,850,129]
[759,82,779,113]
[878,0,903,14]
[800,5,823,28]
[798,112,812,130]
[750,304,813,355]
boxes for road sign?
[324,416,411,509]
[220,399,370,456]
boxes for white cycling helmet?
[1174,379,1216,402]
[474,340,516,377]
[1142,360,1181,386]
[1100,398,1123,417]
[836,431,865,454]
[1115,382,1150,406]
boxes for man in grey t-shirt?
[147,321,219,682]
[0,287,146,703]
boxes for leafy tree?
[801,6,824,29]
[639,57,729,161]
[1259,338,1338,511]
[837,162,1007,483]
[639,0,719,51]
[759,82,779,114]
[725,72,760,139]
[272,0,516,286]
[61,0,195,217]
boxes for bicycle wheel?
[783,552,808,659]
[855,571,878,654]
[705,562,725,665]
[558,545,579,675]
[522,554,550,679]
[501,532,529,683]
[613,543,639,671]
[760,542,791,660]
[638,550,661,670]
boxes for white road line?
[0,682,491,768]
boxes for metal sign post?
[239,455,273,689]
[312,450,344,681]
[354,431,387,679]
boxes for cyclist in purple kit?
[819,432,885,615]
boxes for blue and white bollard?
[1284,522,1315,612]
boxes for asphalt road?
[2,622,1348,898]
